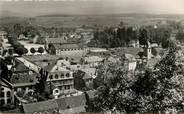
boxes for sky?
[0,0,184,16]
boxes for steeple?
[147,41,152,60]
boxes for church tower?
[147,41,152,60]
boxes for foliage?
[176,30,184,42]
[88,22,171,48]
[37,47,44,54]
[30,47,36,54]
[89,43,184,113]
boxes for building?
[0,58,39,106]
[45,38,67,51]
[22,94,87,114]
[23,99,59,114]
[44,58,76,98]
[0,78,13,106]
[56,94,86,113]
[84,56,104,67]
[45,37,88,57]
[48,43,88,57]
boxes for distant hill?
[0,10,27,18]
[37,13,184,19]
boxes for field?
[0,14,184,28]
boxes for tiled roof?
[23,94,87,113]
[84,56,103,63]
[44,61,56,72]
[55,94,86,112]
[10,73,39,85]
[111,47,143,57]
[80,68,96,80]
[46,38,67,44]
[23,100,58,113]
[52,43,83,50]
[14,59,30,72]
[24,54,61,62]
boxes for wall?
[0,86,12,105]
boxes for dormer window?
[66,73,70,77]
[49,75,53,80]
[55,74,59,79]
[60,73,64,78]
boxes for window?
[7,91,11,97]
[1,88,4,91]
[68,86,70,89]
[0,92,5,97]
[49,75,53,80]
[60,73,64,78]
[55,74,59,79]
[66,73,70,77]
[64,86,67,90]
[0,99,5,105]
[55,90,59,93]
[7,98,11,104]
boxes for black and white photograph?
[1,0,184,113]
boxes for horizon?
[0,0,184,17]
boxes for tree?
[89,42,184,113]
[30,47,36,54]
[37,47,44,54]
[176,30,184,42]
[139,28,149,47]
[15,47,27,56]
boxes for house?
[84,56,104,67]
[44,58,76,98]
[89,48,110,57]
[56,94,86,113]
[0,58,39,106]
[22,94,87,114]
[23,99,59,114]
[73,68,95,91]
[48,43,88,57]
[45,37,67,51]
[17,54,62,73]
[0,78,13,107]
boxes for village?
[1,16,184,113]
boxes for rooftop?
[52,43,84,50]
[90,48,109,53]
[23,54,61,62]
[23,99,58,113]
[23,94,86,113]
[56,94,86,110]
[46,37,67,44]
[110,47,143,58]
[11,73,39,86]
[84,56,104,63]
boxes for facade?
[45,37,67,51]
[49,43,88,57]
[44,59,76,98]
[0,58,39,106]
[0,79,13,106]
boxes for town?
[1,1,184,114]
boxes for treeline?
[88,24,172,48]
[8,36,28,56]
